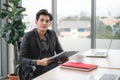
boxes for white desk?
[33,66,120,80]
[77,49,120,69]
[33,49,120,80]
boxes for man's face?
[35,15,51,31]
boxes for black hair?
[36,9,53,21]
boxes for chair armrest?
[16,64,36,80]
[16,64,36,72]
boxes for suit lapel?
[34,29,42,53]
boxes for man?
[18,9,68,78]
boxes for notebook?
[60,61,98,71]
[50,51,78,60]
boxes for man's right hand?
[36,58,53,66]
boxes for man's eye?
[40,19,44,22]
[46,20,50,23]
[40,19,50,23]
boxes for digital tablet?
[50,51,78,60]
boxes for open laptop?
[84,50,108,58]
[83,37,113,58]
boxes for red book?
[60,62,98,71]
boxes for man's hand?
[60,57,69,63]
[36,58,54,66]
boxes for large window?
[96,0,120,49]
[22,0,91,52]
[22,0,120,52]
[22,0,52,32]
[57,0,91,51]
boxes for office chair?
[16,64,36,80]
[16,41,36,80]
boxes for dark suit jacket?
[18,28,63,66]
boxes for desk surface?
[33,49,120,80]
[78,49,120,69]
[33,67,120,80]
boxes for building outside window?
[57,0,91,39]
[57,0,91,51]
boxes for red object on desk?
[60,62,98,71]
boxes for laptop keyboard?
[99,74,120,80]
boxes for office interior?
[0,0,120,79]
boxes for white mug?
[75,54,85,62]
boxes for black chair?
[16,64,36,80]
[16,41,36,80]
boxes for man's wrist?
[31,60,37,65]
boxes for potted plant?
[0,0,26,79]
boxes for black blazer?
[18,28,63,66]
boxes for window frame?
[0,0,8,79]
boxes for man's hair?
[36,9,53,21]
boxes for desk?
[33,67,120,80]
[33,49,120,80]
[77,49,120,69]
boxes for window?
[0,0,8,79]
[22,0,91,52]
[64,28,71,32]
[0,38,1,77]
[57,0,91,51]
[96,0,120,49]
[78,28,85,32]
[22,0,52,32]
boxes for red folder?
[60,62,98,71]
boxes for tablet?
[50,51,78,60]
[99,74,120,80]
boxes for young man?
[18,9,68,78]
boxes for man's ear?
[35,20,37,24]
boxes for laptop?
[83,37,113,58]
[84,50,108,58]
